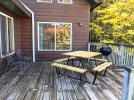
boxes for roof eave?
[88,0,103,11]
[0,0,31,17]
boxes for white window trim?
[37,0,52,3]
[0,12,15,58]
[0,15,2,58]
[58,0,73,4]
[37,22,72,51]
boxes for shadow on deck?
[0,62,124,100]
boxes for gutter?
[18,0,35,62]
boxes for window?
[0,12,14,58]
[58,0,73,4]
[38,22,72,51]
[37,0,52,3]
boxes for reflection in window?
[58,0,73,4]
[0,13,14,57]
[39,23,55,50]
[0,16,8,55]
[56,23,71,50]
[37,0,52,3]
[38,22,72,51]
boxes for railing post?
[120,44,124,66]
[123,66,134,100]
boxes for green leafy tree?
[90,0,134,44]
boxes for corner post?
[123,66,134,100]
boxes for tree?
[90,0,134,44]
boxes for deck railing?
[88,42,134,67]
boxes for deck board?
[0,62,124,100]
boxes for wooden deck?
[0,62,124,100]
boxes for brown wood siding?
[21,0,90,61]
[20,18,32,54]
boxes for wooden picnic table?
[52,51,111,85]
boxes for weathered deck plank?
[0,62,124,100]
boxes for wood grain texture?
[0,62,124,100]
[54,57,76,62]
[51,63,87,73]
[63,51,101,59]
[93,62,112,72]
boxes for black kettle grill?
[100,46,112,56]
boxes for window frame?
[0,12,15,58]
[37,22,72,51]
[37,0,52,3]
[58,0,73,4]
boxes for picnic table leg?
[79,73,88,86]
[93,57,98,67]
[103,67,108,76]
[66,57,75,66]
[79,73,84,86]
[78,58,85,68]
[56,68,60,76]
[92,72,98,85]
[84,73,88,82]
[52,66,55,89]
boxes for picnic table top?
[63,50,101,59]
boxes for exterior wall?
[21,0,90,61]
[20,18,32,54]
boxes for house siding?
[20,18,32,54]
[20,0,90,61]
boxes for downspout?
[18,0,35,62]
